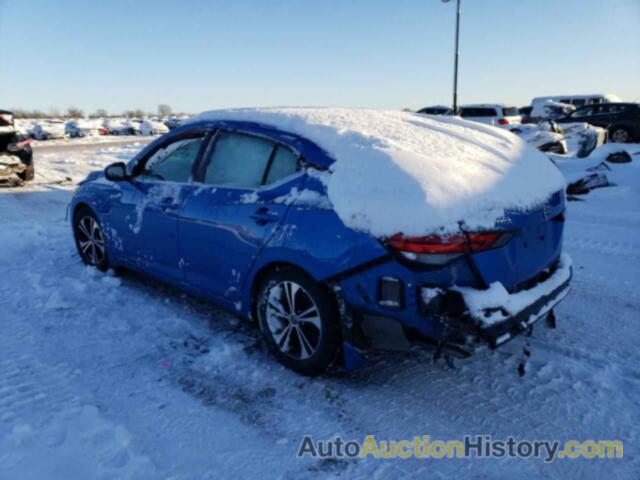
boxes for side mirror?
[104,162,128,181]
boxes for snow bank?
[192,108,565,236]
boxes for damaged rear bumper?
[337,254,572,367]
[0,154,27,185]
[452,254,572,348]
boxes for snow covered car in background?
[511,121,607,158]
[165,115,191,130]
[69,108,571,375]
[529,93,621,122]
[555,103,640,144]
[416,106,453,115]
[29,119,67,140]
[510,122,568,154]
[65,119,101,138]
[138,119,169,136]
[0,110,34,184]
[459,104,522,127]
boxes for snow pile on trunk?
[192,108,565,236]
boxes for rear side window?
[501,107,519,116]
[265,146,298,184]
[203,131,300,188]
[204,132,273,187]
[459,108,497,117]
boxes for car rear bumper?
[450,253,572,348]
[337,254,572,363]
[0,154,26,175]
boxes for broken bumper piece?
[452,254,572,348]
[0,154,26,185]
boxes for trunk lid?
[470,191,565,292]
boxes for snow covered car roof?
[189,108,565,236]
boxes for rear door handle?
[250,207,279,225]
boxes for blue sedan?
[70,113,571,375]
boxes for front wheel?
[19,164,35,182]
[256,268,341,376]
[73,207,109,271]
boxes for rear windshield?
[419,108,449,115]
[501,107,519,117]
[459,108,497,117]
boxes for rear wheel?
[256,268,341,376]
[73,207,109,271]
[609,127,630,143]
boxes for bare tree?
[66,107,84,118]
[90,109,108,119]
[48,107,61,118]
[158,104,172,117]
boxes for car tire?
[19,164,35,182]
[256,267,341,376]
[73,206,110,272]
[609,127,630,143]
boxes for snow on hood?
[192,108,566,236]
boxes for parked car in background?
[531,101,576,122]
[69,108,571,375]
[165,115,191,130]
[530,93,621,121]
[66,119,101,138]
[555,103,640,143]
[458,104,522,127]
[139,119,169,136]
[416,106,453,115]
[29,119,67,140]
[519,106,533,124]
[0,110,34,184]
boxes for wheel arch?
[246,260,338,323]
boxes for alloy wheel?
[611,129,629,143]
[76,215,106,266]
[264,281,322,360]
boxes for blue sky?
[1,0,638,114]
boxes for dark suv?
[556,103,640,143]
[0,110,34,184]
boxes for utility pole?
[443,0,461,114]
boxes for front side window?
[570,106,594,118]
[140,137,204,182]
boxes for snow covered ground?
[1,141,639,479]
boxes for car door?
[178,130,303,306]
[108,131,208,282]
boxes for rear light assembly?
[385,231,512,266]
[497,118,509,125]
[7,139,31,152]
[0,113,13,125]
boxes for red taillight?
[497,118,509,125]
[388,232,506,255]
[387,231,511,265]
[7,139,30,152]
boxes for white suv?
[458,104,522,127]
